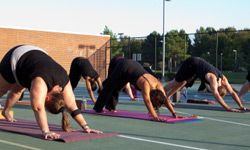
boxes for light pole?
[233,49,237,70]
[215,32,218,68]
[118,33,124,40]
[162,0,170,80]
[154,36,157,70]
[207,51,210,63]
[220,53,223,71]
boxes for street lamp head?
[118,33,124,36]
[233,49,237,52]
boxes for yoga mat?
[187,99,216,105]
[0,119,117,143]
[82,109,201,123]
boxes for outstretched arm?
[96,77,103,93]
[141,84,159,120]
[221,76,246,110]
[124,82,136,101]
[30,77,59,140]
[208,75,240,112]
[85,78,96,103]
[164,98,177,117]
[62,82,102,133]
[239,81,250,98]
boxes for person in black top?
[94,59,177,121]
[0,45,102,140]
[165,57,248,112]
[105,55,137,101]
[69,57,103,103]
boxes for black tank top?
[70,57,99,79]
[16,51,69,91]
[193,57,223,83]
[108,56,124,76]
[118,59,147,89]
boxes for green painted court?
[1,99,250,150]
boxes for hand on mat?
[43,131,60,140]
[239,107,250,111]
[172,113,179,118]
[150,116,165,122]
[83,128,103,134]
[227,108,241,112]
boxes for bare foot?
[1,109,16,122]
[131,98,138,101]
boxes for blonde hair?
[45,93,72,132]
[218,86,227,97]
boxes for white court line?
[202,117,250,127]
[173,109,250,127]
[118,135,208,150]
[0,139,43,150]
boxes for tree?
[102,26,123,57]
[141,31,162,69]
[165,29,190,71]
[234,29,250,70]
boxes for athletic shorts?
[175,58,196,82]
[0,46,20,83]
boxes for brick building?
[0,27,110,80]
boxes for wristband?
[70,109,81,118]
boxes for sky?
[0,0,249,37]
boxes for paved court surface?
[0,83,250,150]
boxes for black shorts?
[0,45,22,83]
[175,58,196,82]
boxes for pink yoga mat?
[0,119,117,143]
[82,109,201,123]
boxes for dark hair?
[218,86,227,97]
[90,80,97,91]
[45,93,64,114]
[149,89,166,111]
[45,93,72,132]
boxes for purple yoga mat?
[0,119,117,143]
[82,110,201,123]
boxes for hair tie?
[59,107,65,112]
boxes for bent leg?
[239,81,250,99]
[2,84,25,122]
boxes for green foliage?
[166,30,189,63]
[141,31,162,68]
[102,26,123,57]
[105,26,250,72]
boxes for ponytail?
[62,111,72,132]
